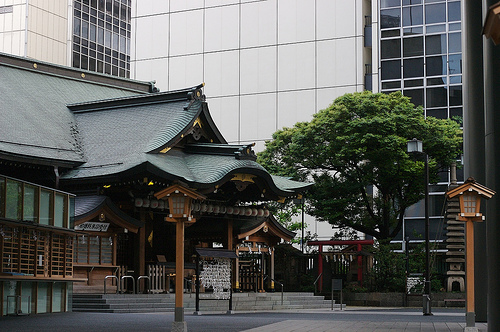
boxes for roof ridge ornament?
[235,143,256,161]
[184,83,206,110]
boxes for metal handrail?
[264,276,284,305]
[104,275,119,294]
[121,275,135,294]
[137,276,150,294]
[313,272,323,295]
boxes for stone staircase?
[72,292,339,313]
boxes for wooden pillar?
[270,247,275,291]
[138,212,146,276]
[227,220,233,249]
[466,220,475,326]
[235,247,240,291]
[175,220,185,323]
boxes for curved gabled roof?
[61,86,312,198]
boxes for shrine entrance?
[238,253,267,292]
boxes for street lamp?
[446,178,495,331]
[155,184,206,332]
[407,138,432,316]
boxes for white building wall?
[131,0,369,152]
[0,0,69,66]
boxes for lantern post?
[446,178,495,331]
[155,184,206,332]
[407,138,432,315]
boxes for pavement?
[0,307,488,332]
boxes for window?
[425,3,446,24]
[403,36,423,57]
[54,194,66,228]
[425,34,447,55]
[40,189,53,226]
[75,235,114,265]
[426,55,447,76]
[6,179,21,220]
[381,39,401,59]
[0,177,4,218]
[381,9,401,29]
[403,5,423,26]
[23,184,38,222]
[403,58,424,78]
[381,60,401,80]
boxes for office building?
[0,0,132,77]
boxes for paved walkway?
[0,307,488,332]
[241,309,488,332]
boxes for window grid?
[72,0,131,78]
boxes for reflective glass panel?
[448,54,462,75]
[381,60,401,80]
[403,6,423,26]
[427,108,448,119]
[448,1,461,22]
[426,55,447,76]
[403,36,423,56]
[381,39,401,59]
[381,9,401,29]
[403,58,424,78]
[425,3,446,24]
[40,190,53,226]
[426,87,448,108]
[425,34,446,55]
[381,0,401,8]
[404,88,424,106]
[449,32,462,53]
[449,85,462,106]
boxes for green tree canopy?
[257,91,462,240]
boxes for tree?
[257,91,462,241]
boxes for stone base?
[171,321,187,332]
[463,327,478,332]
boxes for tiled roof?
[0,54,150,165]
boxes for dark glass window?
[404,27,423,35]
[404,88,424,106]
[381,60,401,80]
[403,6,423,26]
[449,85,462,106]
[73,17,81,36]
[425,34,446,55]
[425,3,446,24]
[427,108,447,119]
[427,77,447,86]
[381,39,401,59]
[381,9,401,28]
[382,81,401,89]
[450,107,463,120]
[381,0,400,8]
[448,1,461,22]
[382,29,400,38]
[403,36,423,57]
[403,58,423,78]
[404,79,423,87]
[426,55,447,76]
[449,33,462,53]
[426,87,448,108]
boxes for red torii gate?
[307,240,374,292]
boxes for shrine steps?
[72,292,337,313]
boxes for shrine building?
[0,53,311,315]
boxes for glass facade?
[72,0,131,78]
[379,0,463,241]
